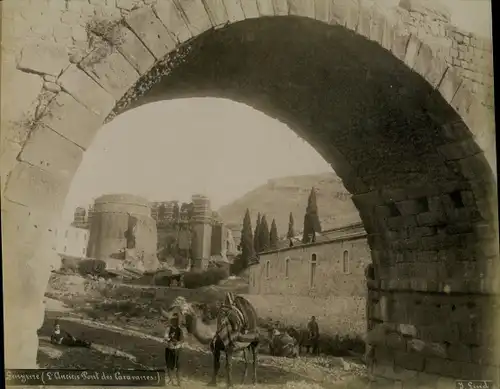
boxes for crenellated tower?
[190,194,213,270]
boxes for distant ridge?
[217,172,361,236]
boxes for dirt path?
[39,310,368,389]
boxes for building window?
[285,257,290,278]
[343,250,350,274]
[310,253,317,287]
[266,261,270,279]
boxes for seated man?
[51,321,91,348]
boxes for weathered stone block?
[386,332,407,350]
[177,0,213,35]
[398,323,417,337]
[3,162,69,213]
[240,0,260,18]
[395,199,427,215]
[381,188,408,202]
[39,92,102,150]
[58,65,116,118]
[375,205,393,218]
[113,24,156,74]
[204,0,229,26]
[329,0,351,25]
[455,153,491,181]
[381,19,395,51]
[404,34,421,68]
[374,345,396,365]
[80,49,139,101]
[116,0,140,11]
[314,0,330,23]
[17,42,69,77]
[222,0,246,22]
[416,211,446,227]
[437,68,462,105]
[125,7,176,59]
[470,346,495,365]
[387,215,417,230]
[18,125,83,180]
[256,0,274,16]
[369,9,385,46]
[451,81,474,117]
[391,31,410,62]
[356,6,371,39]
[446,343,471,363]
[0,139,23,196]
[438,138,482,161]
[408,339,447,358]
[414,44,448,88]
[287,0,314,18]
[394,350,425,371]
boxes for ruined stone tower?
[190,194,213,270]
[86,194,160,271]
[72,206,87,228]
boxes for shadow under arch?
[106,16,498,383]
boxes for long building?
[247,222,370,337]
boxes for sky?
[61,0,492,224]
[61,99,332,223]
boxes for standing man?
[307,316,320,355]
[164,314,184,386]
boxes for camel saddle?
[221,292,259,349]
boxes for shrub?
[60,256,80,273]
[183,267,228,289]
[78,259,107,276]
[230,254,247,275]
[317,334,366,357]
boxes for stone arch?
[1,0,497,385]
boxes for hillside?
[217,172,361,237]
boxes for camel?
[162,295,260,388]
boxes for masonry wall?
[56,225,89,259]
[250,235,370,297]
[248,233,371,337]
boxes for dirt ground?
[41,278,370,389]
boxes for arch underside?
[2,10,498,384]
[111,17,499,381]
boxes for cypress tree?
[254,212,261,254]
[241,209,255,267]
[287,212,295,239]
[302,187,322,243]
[259,215,270,252]
[270,219,278,249]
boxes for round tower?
[73,207,86,227]
[190,194,213,270]
[86,194,160,271]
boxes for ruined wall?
[392,0,494,108]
